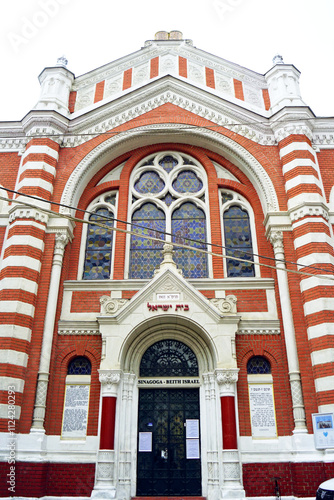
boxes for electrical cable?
[1,189,334,281]
[1,186,332,275]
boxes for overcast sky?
[1,0,333,122]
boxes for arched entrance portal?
[137,340,202,496]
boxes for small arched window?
[247,356,271,374]
[62,356,92,439]
[221,191,255,277]
[81,192,117,280]
[67,356,92,375]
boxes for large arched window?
[128,152,209,279]
[81,193,117,279]
[221,191,256,277]
[129,203,166,279]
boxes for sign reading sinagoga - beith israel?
[249,384,277,438]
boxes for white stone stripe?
[285,175,321,192]
[282,158,317,175]
[24,144,59,160]
[5,235,45,251]
[0,301,35,317]
[294,232,333,250]
[300,275,334,292]
[0,377,25,393]
[315,375,334,393]
[20,160,56,176]
[307,323,334,340]
[0,325,32,342]
[319,403,334,413]
[304,297,334,316]
[297,253,334,269]
[288,193,324,211]
[0,404,21,419]
[0,350,28,367]
[1,255,42,272]
[0,277,38,295]
[292,217,330,229]
[311,348,334,366]
[9,219,47,231]
[280,142,315,157]
[16,178,53,193]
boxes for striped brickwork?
[278,133,334,411]
[0,138,59,429]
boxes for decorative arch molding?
[60,124,279,217]
[120,315,217,375]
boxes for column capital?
[268,229,284,255]
[215,369,239,396]
[99,370,122,396]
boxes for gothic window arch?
[80,192,117,280]
[128,152,210,279]
[220,190,258,278]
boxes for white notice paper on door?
[139,432,152,452]
[186,438,200,459]
[186,419,199,439]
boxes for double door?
[137,388,201,496]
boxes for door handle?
[161,448,168,459]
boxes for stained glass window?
[223,205,255,277]
[134,171,165,194]
[172,202,208,278]
[247,356,271,374]
[83,208,114,279]
[159,155,178,172]
[129,203,166,279]
[172,170,203,193]
[68,356,92,375]
[140,340,199,377]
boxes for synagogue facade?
[0,31,334,499]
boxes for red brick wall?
[0,462,95,497]
[71,291,105,312]
[243,461,333,498]
[0,461,331,497]
[226,289,268,312]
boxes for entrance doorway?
[137,388,201,496]
[136,339,202,496]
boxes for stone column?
[216,369,245,499]
[203,373,219,499]
[92,370,121,499]
[269,230,307,432]
[31,230,71,431]
[118,373,136,499]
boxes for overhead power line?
[0,186,333,281]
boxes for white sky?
[1,0,333,122]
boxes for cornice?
[58,320,99,335]
[65,77,274,147]
[62,277,275,292]
[238,319,280,335]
